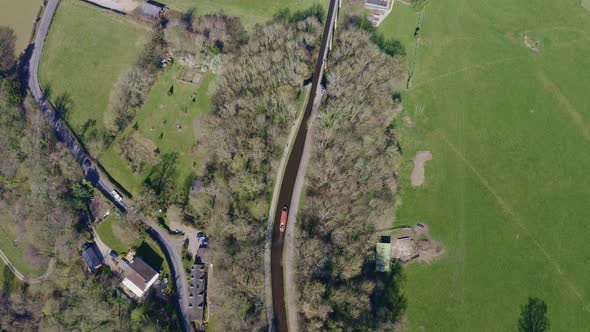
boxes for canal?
[270,0,339,330]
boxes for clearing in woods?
[380,0,590,330]
[99,64,215,195]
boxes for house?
[364,0,394,27]
[137,0,166,19]
[365,0,393,11]
[189,263,207,321]
[120,257,160,298]
[82,242,104,272]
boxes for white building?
[120,257,159,298]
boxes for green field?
[159,0,329,25]
[379,0,590,330]
[96,214,139,254]
[100,64,215,194]
[0,0,41,52]
[39,0,145,135]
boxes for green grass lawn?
[99,64,215,195]
[0,0,41,53]
[159,0,329,25]
[381,0,590,330]
[96,214,139,254]
[39,0,146,135]
[377,3,419,70]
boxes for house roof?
[376,242,392,272]
[125,257,159,290]
[82,243,103,271]
[189,263,207,321]
[138,0,165,18]
[366,0,389,6]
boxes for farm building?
[189,263,208,321]
[365,0,393,10]
[376,242,392,272]
[137,0,166,19]
[119,256,160,298]
[365,0,394,26]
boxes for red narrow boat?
[279,206,288,232]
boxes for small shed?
[137,0,166,19]
[376,242,392,272]
[82,242,104,272]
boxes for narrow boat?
[279,206,288,232]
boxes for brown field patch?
[410,150,432,186]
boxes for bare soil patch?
[582,0,590,12]
[411,150,432,186]
[178,69,204,85]
[391,223,444,263]
[116,132,159,173]
[523,32,543,52]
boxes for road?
[269,0,340,331]
[28,1,191,331]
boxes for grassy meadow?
[0,0,41,52]
[39,0,146,134]
[159,0,329,25]
[100,65,215,195]
[379,0,590,330]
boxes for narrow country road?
[28,1,191,331]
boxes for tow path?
[269,0,340,331]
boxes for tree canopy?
[519,297,549,332]
[0,26,16,73]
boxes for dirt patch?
[523,33,542,52]
[391,223,444,263]
[116,132,159,173]
[411,150,432,187]
[582,0,590,12]
[178,69,204,85]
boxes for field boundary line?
[441,134,586,304]
[538,71,590,141]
